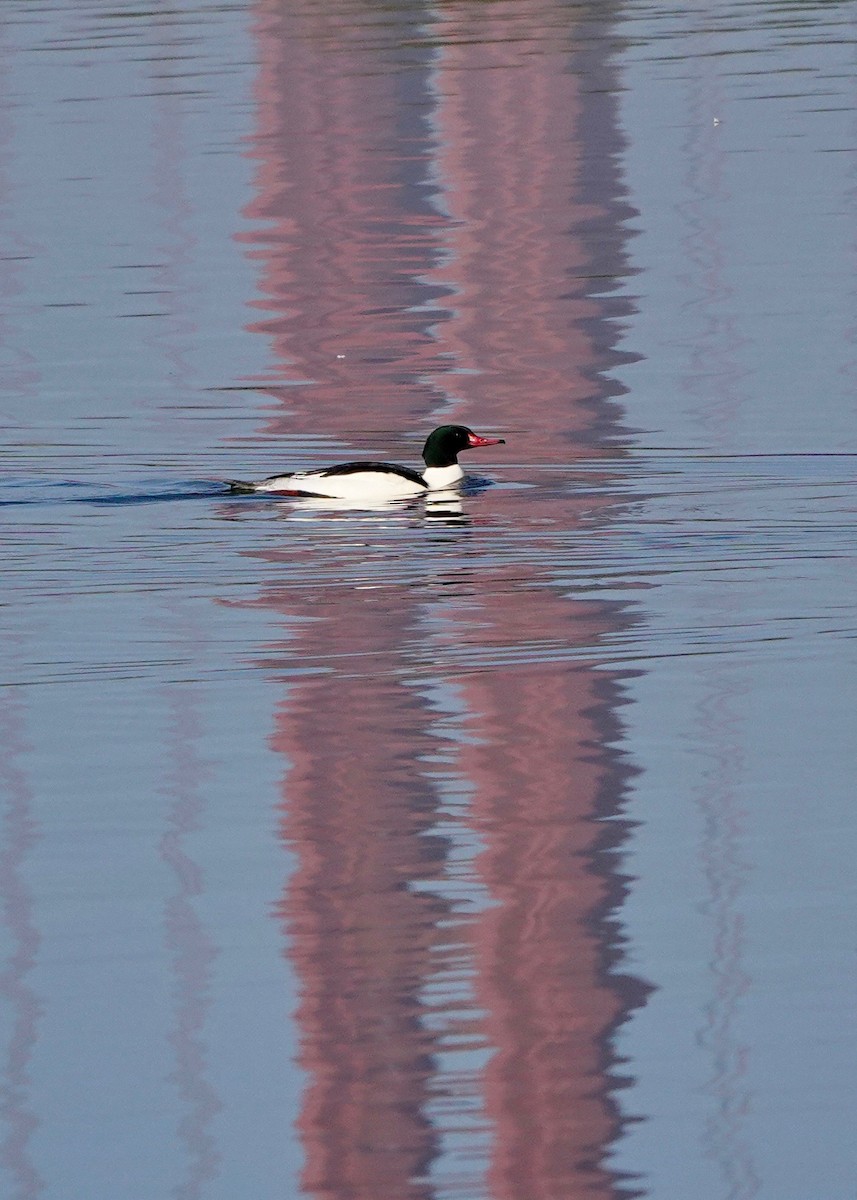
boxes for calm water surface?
[2,2,856,1198]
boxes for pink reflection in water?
[159,685,222,1200]
[240,3,644,1197]
[0,689,44,1200]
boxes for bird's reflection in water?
[423,488,467,524]
[276,487,470,525]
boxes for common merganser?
[227,425,505,501]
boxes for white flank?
[254,469,428,500]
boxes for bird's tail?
[225,479,257,493]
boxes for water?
[2,2,857,1198]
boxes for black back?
[319,461,426,486]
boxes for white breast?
[421,463,464,490]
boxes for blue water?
[2,3,857,1199]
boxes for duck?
[226,425,505,501]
